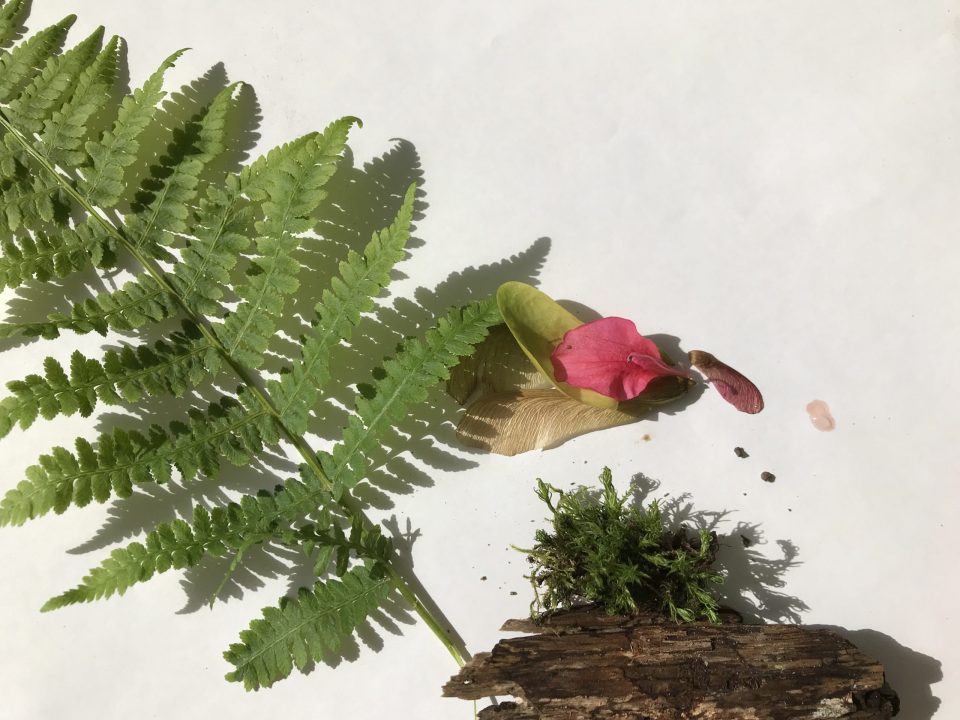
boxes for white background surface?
[1,1,959,718]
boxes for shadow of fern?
[177,542,319,614]
[630,472,809,624]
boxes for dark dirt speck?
[734,447,749,458]
[761,471,776,483]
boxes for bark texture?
[444,607,899,719]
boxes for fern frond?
[40,35,119,166]
[0,274,179,339]
[170,176,251,315]
[5,26,103,135]
[0,0,27,49]
[217,116,357,369]
[126,82,236,256]
[0,323,217,437]
[0,15,74,103]
[223,565,391,690]
[0,392,277,526]
[271,182,416,434]
[320,298,502,499]
[79,49,185,208]
[0,220,111,288]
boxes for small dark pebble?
[740,535,752,547]
[480,576,487,581]
[734,447,749,458]
[761,471,776,483]
[509,591,517,596]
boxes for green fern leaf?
[0,274,180,339]
[0,225,96,288]
[40,35,119,166]
[238,131,320,198]
[0,323,217,437]
[321,298,501,499]
[0,0,27,49]
[224,565,391,690]
[170,176,252,315]
[5,26,103,135]
[126,82,236,256]
[41,504,252,611]
[217,116,357,369]
[47,476,342,608]
[0,15,74,103]
[0,393,276,526]
[271,182,416,434]
[0,135,67,231]
[79,49,185,208]
[0,220,111,288]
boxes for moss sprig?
[520,467,723,623]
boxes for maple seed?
[688,350,764,414]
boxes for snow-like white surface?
[1,1,957,718]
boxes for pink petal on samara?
[551,317,689,402]
[688,350,764,414]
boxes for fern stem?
[386,563,466,667]
[0,109,467,668]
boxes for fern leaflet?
[216,116,357,369]
[40,34,119,166]
[0,15,74,103]
[4,25,102,134]
[44,476,342,611]
[0,323,217,437]
[0,219,111,288]
[126,82,236,256]
[79,49,184,208]
[271,182,416,434]
[0,392,277,526]
[0,274,180,339]
[320,297,501,499]
[224,565,392,690]
[0,0,27,49]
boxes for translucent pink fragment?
[550,317,689,402]
[688,350,764,414]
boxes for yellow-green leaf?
[495,281,617,409]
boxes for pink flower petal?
[688,350,764,414]
[551,317,690,402]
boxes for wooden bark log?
[444,607,899,719]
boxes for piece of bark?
[444,607,899,719]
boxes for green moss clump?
[521,467,723,623]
